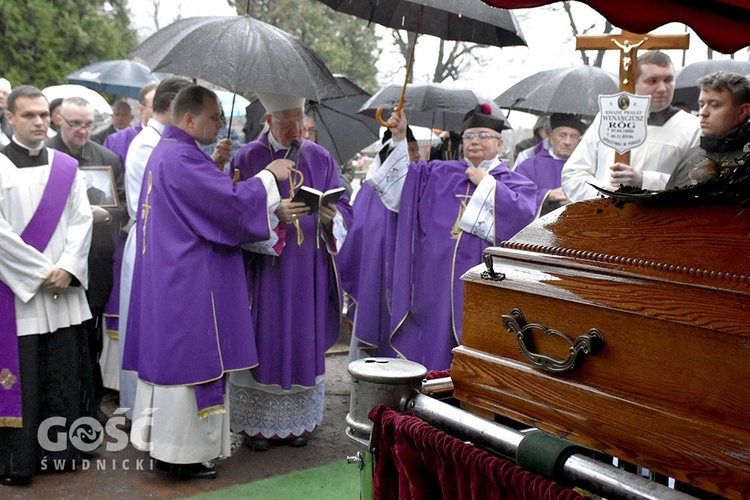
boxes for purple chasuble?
[103,124,142,168]
[0,152,78,426]
[123,125,271,411]
[514,148,565,211]
[337,182,398,357]
[389,159,536,370]
[229,135,353,389]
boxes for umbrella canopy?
[673,60,750,111]
[359,83,509,131]
[245,75,380,165]
[317,0,526,48]
[65,59,163,99]
[495,66,618,119]
[132,16,341,101]
[42,84,113,116]
[214,90,252,118]
[479,0,750,54]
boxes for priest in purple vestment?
[340,128,420,362]
[515,113,587,218]
[367,104,537,371]
[228,92,353,451]
[122,85,293,480]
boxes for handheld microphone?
[285,140,300,160]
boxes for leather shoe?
[245,436,271,452]
[287,434,309,448]
[0,475,31,486]
[162,461,218,480]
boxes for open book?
[291,186,346,214]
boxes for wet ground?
[1,349,357,499]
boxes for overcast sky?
[127,0,748,129]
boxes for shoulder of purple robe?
[148,132,272,246]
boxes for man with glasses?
[0,85,94,484]
[360,104,536,371]
[228,92,352,452]
[46,96,127,425]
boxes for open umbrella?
[42,84,112,116]
[317,0,526,125]
[359,83,508,131]
[317,0,526,48]
[65,59,163,99]
[673,60,750,111]
[132,16,341,102]
[245,75,380,165]
[495,66,619,119]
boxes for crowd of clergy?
[1,47,749,484]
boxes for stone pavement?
[0,349,357,499]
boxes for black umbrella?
[317,0,526,48]
[245,75,380,165]
[495,66,619,119]
[132,16,341,101]
[65,59,163,99]
[317,0,526,126]
[673,60,750,111]
[359,83,509,131]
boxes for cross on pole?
[575,30,690,164]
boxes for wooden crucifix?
[575,30,690,164]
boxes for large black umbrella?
[317,0,526,48]
[245,75,380,165]
[495,66,619,119]
[358,83,509,131]
[65,59,163,99]
[673,60,750,111]
[132,16,341,101]
[317,0,526,126]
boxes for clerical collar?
[465,157,499,172]
[12,136,45,157]
[549,149,564,161]
[648,106,680,126]
[267,131,287,152]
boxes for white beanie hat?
[256,91,305,113]
[0,78,11,93]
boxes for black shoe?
[245,436,272,452]
[160,461,218,480]
[0,475,32,486]
[287,434,309,448]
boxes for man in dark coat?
[668,71,750,188]
[47,96,127,421]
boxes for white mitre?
[256,91,305,113]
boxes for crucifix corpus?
[575,30,689,164]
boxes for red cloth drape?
[369,405,585,500]
[479,0,750,54]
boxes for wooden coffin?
[452,198,750,499]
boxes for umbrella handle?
[375,7,421,130]
[375,108,390,128]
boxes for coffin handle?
[501,308,604,374]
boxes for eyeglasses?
[462,132,501,141]
[271,115,304,129]
[61,115,94,131]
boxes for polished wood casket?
[452,197,750,499]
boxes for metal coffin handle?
[501,308,604,374]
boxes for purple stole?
[0,151,78,427]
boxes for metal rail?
[406,392,695,500]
